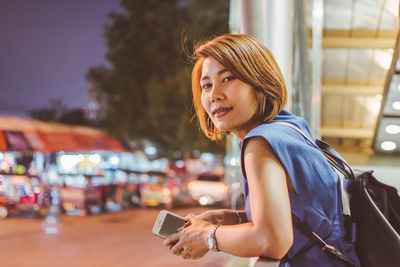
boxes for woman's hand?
[198,209,242,225]
[164,214,212,260]
[197,210,224,224]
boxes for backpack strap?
[291,214,360,267]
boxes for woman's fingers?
[166,213,211,259]
[171,241,184,256]
[180,246,193,259]
[177,221,191,232]
[184,213,196,220]
[164,232,180,247]
[184,213,198,224]
[181,251,191,259]
[181,247,208,260]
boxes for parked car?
[187,173,230,207]
[140,171,180,209]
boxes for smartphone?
[152,210,187,239]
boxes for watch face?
[207,235,213,249]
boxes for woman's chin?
[214,123,230,132]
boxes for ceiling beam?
[322,84,383,95]
[324,29,397,38]
[307,36,395,49]
[307,29,398,38]
[321,127,374,139]
[306,29,398,49]
[323,36,395,49]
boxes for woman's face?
[200,57,260,140]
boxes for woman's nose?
[210,83,224,102]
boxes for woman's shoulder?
[244,110,312,144]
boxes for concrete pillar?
[238,0,293,111]
[310,0,323,139]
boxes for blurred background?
[0,0,399,266]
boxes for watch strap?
[209,224,221,252]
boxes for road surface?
[0,207,233,267]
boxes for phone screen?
[159,213,186,238]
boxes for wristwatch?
[207,224,221,252]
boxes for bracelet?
[235,210,242,224]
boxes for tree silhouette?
[86,0,229,156]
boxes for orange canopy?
[0,131,7,151]
[0,116,123,152]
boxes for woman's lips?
[214,107,233,118]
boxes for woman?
[165,34,359,266]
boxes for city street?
[0,207,232,267]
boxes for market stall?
[0,115,126,217]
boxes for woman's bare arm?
[212,137,293,258]
[165,137,293,259]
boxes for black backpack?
[274,122,400,267]
[317,139,400,267]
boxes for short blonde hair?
[192,34,287,140]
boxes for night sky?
[0,0,121,117]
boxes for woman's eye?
[222,76,235,83]
[201,83,212,90]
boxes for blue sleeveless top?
[240,110,359,266]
